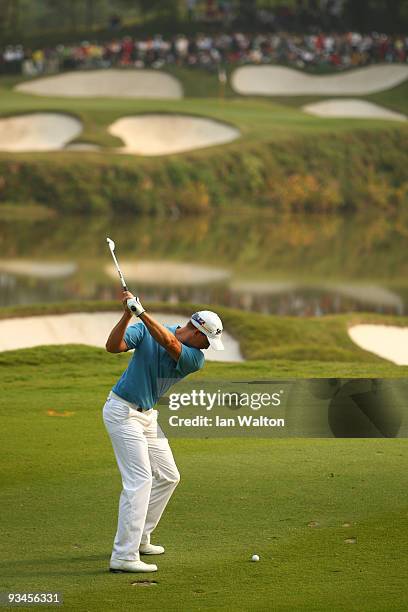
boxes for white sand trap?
[348,324,408,365]
[16,69,183,99]
[303,99,406,121]
[106,261,230,285]
[0,312,243,362]
[0,260,77,279]
[108,114,240,155]
[231,64,408,96]
[0,113,82,152]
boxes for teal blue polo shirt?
[111,322,205,409]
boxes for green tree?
[115,0,179,17]
[0,0,20,36]
[345,0,408,31]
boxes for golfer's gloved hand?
[127,297,145,317]
[122,291,145,317]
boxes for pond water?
[1,211,407,316]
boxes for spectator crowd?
[2,30,407,76]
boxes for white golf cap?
[190,310,224,350]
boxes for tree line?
[0,0,406,44]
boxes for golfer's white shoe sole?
[109,559,158,573]
[139,543,165,555]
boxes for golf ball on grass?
[251,554,260,562]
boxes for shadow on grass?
[0,553,113,577]
[0,553,108,566]
[2,569,111,578]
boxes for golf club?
[106,237,128,291]
[107,237,142,315]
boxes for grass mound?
[1,301,408,377]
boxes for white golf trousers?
[102,390,180,562]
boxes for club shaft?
[108,245,128,290]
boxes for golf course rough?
[0,127,406,214]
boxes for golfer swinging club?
[103,290,224,573]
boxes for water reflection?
[0,260,77,278]
[1,211,407,316]
[105,261,230,285]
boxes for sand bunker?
[348,324,408,365]
[0,113,82,152]
[16,69,183,99]
[108,114,240,155]
[231,64,408,96]
[303,99,406,121]
[0,312,242,362]
[0,260,77,279]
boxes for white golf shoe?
[109,558,158,573]
[139,543,165,555]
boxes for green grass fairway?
[1,343,407,611]
[0,304,407,608]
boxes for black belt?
[109,392,150,413]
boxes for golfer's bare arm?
[105,293,182,361]
[139,311,182,361]
[105,311,132,353]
